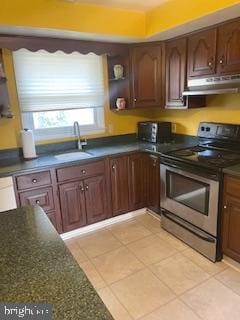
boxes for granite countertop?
[0,205,113,320]
[223,164,240,177]
[0,135,199,177]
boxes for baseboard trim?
[223,255,240,272]
[61,208,147,240]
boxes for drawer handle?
[81,169,86,174]
[32,179,37,183]
[85,185,89,191]
[36,200,40,204]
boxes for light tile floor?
[64,212,240,320]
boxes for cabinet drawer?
[224,175,240,198]
[16,171,52,190]
[57,161,105,182]
[19,187,55,212]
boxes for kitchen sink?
[54,151,93,161]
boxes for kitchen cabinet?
[128,153,148,211]
[59,181,87,232]
[84,175,109,224]
[130,45,163,108]
[109,156,129,216]
[222,175,240,263]
[14,169,62,233]
[107,51,131,110]
[188,29,217,78]
[165,38,187,107]
[58,160,110,232]
[217,20,240,75]
[147,154,160,213]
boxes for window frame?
[21,107,105,141]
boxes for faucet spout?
[73,121,82,150]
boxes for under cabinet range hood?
[183,74,240,96]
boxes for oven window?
[166,171,210,215]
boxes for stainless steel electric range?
[160,122,240,262]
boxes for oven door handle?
[160,158,220,181]
[161,210,215,243]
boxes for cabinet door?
[217,20,240,74]
[165,38,187,107]
[147,155,160,213]
[131,45,162,108]
[59,181,87,232]
[188,29,217,77]
[222,194,240,263]
[128,153,148,211]
[110,156,129,216]
[84,175,109,224]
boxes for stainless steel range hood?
[183,74,240,96]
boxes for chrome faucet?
[73,121,87,150]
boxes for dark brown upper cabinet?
[217,20,240,75]
[165,38,187,108]
[130,45,162,108]
[188,29,217,78]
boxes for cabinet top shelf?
[109,77,126,82]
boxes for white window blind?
[13,49,105,112]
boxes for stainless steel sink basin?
[54,151,93,161]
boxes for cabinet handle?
[223,205,227,209]
[85,185,89,191]
[81,169,86,174]
[134,98,137,102]
[32,178,37,183]
[79,186,84,192]
[36,200,40,204]
[208,61,212,68]
[112,165,116,170]
[219,56,224,65]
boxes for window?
[13,49,105,141]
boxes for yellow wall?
[0,0,145,38]
[146,0,240,36]
[154,94,240,136]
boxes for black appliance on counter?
[160,122,240,262]
[137,121,172,144]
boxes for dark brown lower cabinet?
[59,181,87,232]
[84,175,109,224]
[110,156,129,216]
[222,175,240,263]
[59,174,109,232]
[147,155,160,213]
[128,153,148,211]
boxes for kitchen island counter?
[0,205,113,320]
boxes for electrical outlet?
[172,123,177,133]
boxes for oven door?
[160,161,219,236]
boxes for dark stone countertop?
[0,135,199,177]
[0,205,113,320]
[223,164,240,177]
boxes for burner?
[173,150,195,157]
[191,146,206,153]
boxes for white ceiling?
[65,0,169,11]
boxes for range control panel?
[198,122,240,141]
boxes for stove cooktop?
[166,145,240,169]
